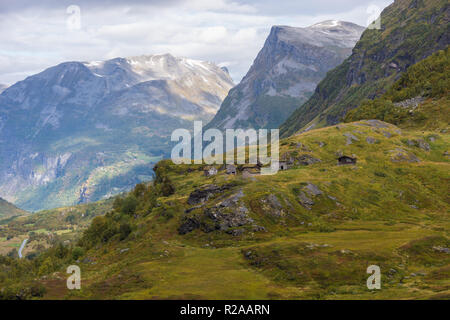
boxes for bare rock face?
[297,183,323,210]
[394,96,424,110]
[187,184,233,206]
[206,21,364,131]
[178,218,201,235]
[205,190,253,233]
[366,137,378,144]
[304,183,323,197]
[390,149,421,163]
[261,194,285,217]
[179,190,253,235]
[0,54,234,211]
[298,192,315,210]
[406,139,431,151]
[283,151,321,166]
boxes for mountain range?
[0,54,233,211]
[206,20,364,131]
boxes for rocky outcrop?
[303,183,323,197]
[297,155,321,166]
[366,137,378,144]
[0,84,7,94]
[187,184,234,205]
[390,149,421,163]
[282,152,321,166]
[405,139,431,151]
[432,246,450,254]
[296,183,323,210]
[394,96,424,110]
[178,217,201,235]
[204,191,253,232]
[260,194,285,217]
[179,190,253,235]
[344,133,359,145]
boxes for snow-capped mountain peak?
[206,21,365,131]
[0,53,234,210]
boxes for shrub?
[38,257,54,276]
[72,246,85,261]
[121,195,138,215]
[119,222,132,240]
[160,178,175,197]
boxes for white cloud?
[0,0,393,85]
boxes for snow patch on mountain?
[0,53,234,211]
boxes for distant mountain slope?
[281,0,449,137]
[0,54,234,211]
[0,85,7,94]
[345,45,450,130]
[206,21,364,130]
[0,197,27,219]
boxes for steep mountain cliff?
[206,21,364,130]
[345,46,449,131]
[281,0,449,137]
[0,54,233,211]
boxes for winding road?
[18,239,28,259]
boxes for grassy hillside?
[344,46,449,130]
[1,120,448,299]
[0,198,27,220]
[281,0,449,137]
[0,199,113,258]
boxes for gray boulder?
[187,184,233,205]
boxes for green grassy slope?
[280,0,449,137]
[1,120,448,300]
[0,197,27,220]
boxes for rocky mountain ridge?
[0,54,234,211]
[206,20,364,130]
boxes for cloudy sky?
[0,0,393,85]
